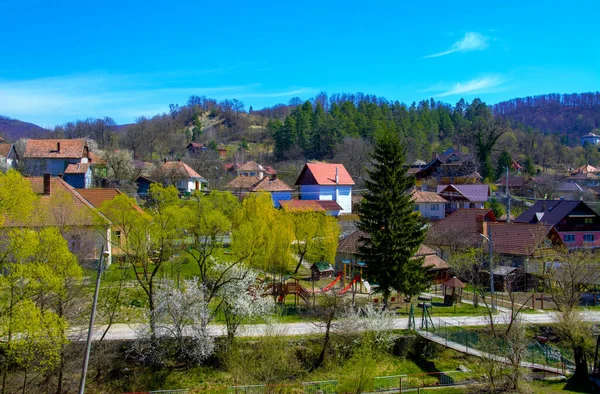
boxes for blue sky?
[1,0,599,126]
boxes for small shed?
[442,276,465,306]
[311,262,334,280]
[491,266,520,292]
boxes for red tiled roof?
[24,139,88,159]
[162,161,204,179]
[573,164,599,174]
[76,188,145,214]
[224,163,238,171]
[280,200,326,212]
[496,175,532,188]
[295,163,355,186]
[0,143,13,157]
[411,189,447,203]
[64,163,90,174]
[250,177,293,192]
[187,142,204,149]
[488,222,562,256]
[315,200,343,211]
[426,209,496,248]
[264,166,277,175]
[225,175,261,190]
[566,172,599,181]
[88,151,106,165]
[2,177,108,227]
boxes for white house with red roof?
[295,163,354,215]
[160,160,207,193]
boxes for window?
[430,204,439,211]
[563,234,575,243]
[414,204,419,211]
[469,203,475,208]
[585,218,593,224]
[584,234,595,243]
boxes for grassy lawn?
[395,298,490,318]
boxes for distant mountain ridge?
[493,92,600,136]
[0,115,50,141]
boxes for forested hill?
[0,115,50,141]
[492,92,600,136]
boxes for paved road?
[69,310,600,342]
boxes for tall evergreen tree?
[523,156,536,176]
[357,131,428,308]
[496,150,513,180]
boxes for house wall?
[416,202,445,219]
[299,185,353,214]
[26,158,83,176]
[558,231,600,247]
[271,191,292,208]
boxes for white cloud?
[423,32,490,58]
[433,76,505,97]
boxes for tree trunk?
[573,345,589,379]
[310,315,332,372]
[294,251,307,274]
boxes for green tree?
[495,150,513,180]
[357,132,428,307]
[288,211,340,273]
[485,198,505,219]
[523,156,536,176]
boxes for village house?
[295,163,354,215]
[581,132,600,146]
[495,175,533,196]
[76,188,146,257]
[426,208,497,259]
[0,143,17,171]
[21,139,90,178]
[186,142,206,156]
[1,175,112,263]
[436,184,490,213]
[515,200,600,248]
[63,163,92,189]
[415,147,480,184]
[224,161,292,207]
[411,189,447,219]
[336,230,451,285]
[159,160,207,194]
[279,199,343,216]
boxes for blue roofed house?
[295,163,354,216]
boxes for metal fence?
[302,380,338,394]
[372,371,475,392]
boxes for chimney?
[43,173,51,195]
[58,174,63,179]
[164,158,167,163]
[482,221,488,238]
[335,167,339,184]
[56,141,60,152]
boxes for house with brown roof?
[295,162,354,215]
[411,189,447,219]
[1,175,112,263]
[76,188,146,256]
[415,147,479,183]
[426,208,496,258]
[63,162,92,188]
[21,139,90,178]
[0,143,17,171]
[225,174,294,208]
[279,199,343,215]
[336,230,451,284]
[186,142,206,156]
[158,160,207,194]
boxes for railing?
[302,380,338,394]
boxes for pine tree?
[524,156,536,176]
[496,150,513,180]
[357,131,428,308]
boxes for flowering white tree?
[339,304,396,347]
[153,278,214,363]
[218,264,274,341]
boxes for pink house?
[515,200,600,248]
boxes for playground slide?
[321,272,342,292]
[338,274,360,294]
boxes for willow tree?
[289,211,339,273]
[357,131,427,308]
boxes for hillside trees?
[357,131,428,307]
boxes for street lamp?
[480,231,496,312]
[79,246,110,394]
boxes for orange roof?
[426,209,496,248]
[411,189,447,203]
[251,177,293,192]
[280,200,326,212]
[295,163,355,186]
[3,177,107,227]
[88,151,106,165]
[161,161,205,179]
[64,163,91,174]
[24,139,88,159]
[0,143,13,157]
[487,222,561,256]
[76,188,145,214]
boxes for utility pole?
[79,246,108,394]
[480,229,496,312]
[506,166,511,223]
